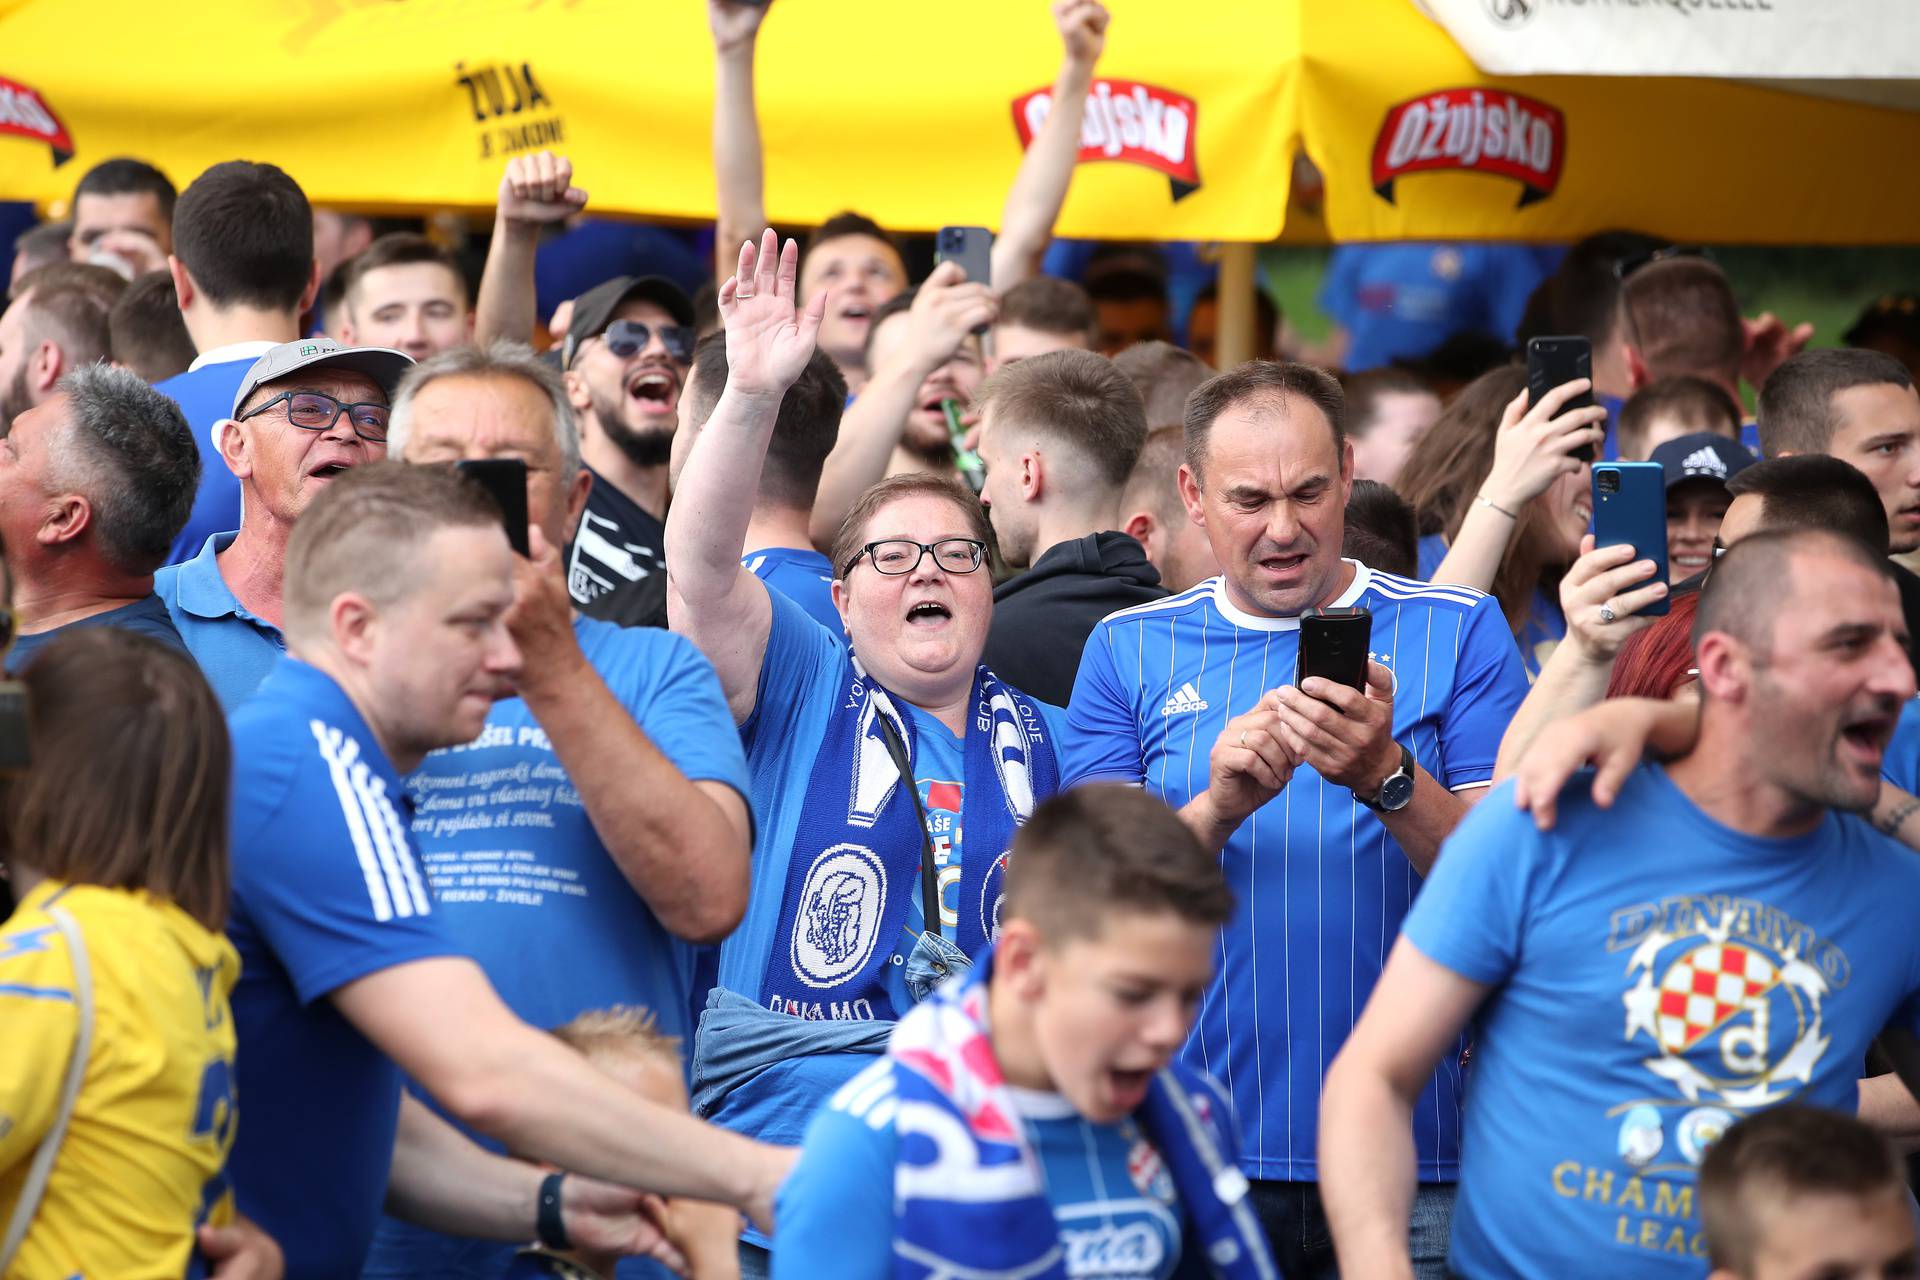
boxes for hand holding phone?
[1297,607,1372,693]
[1481,364,1608,518]
[1526,336,1598,463]
[935,227,994,337]
[1590,463,1670,616]
[456,458,531,557]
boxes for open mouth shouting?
[626,365,680,416]
[1839,705,1898,771]
[904,599,953,629]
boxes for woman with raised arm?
[666,230,1068,1274]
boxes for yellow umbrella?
[1296,0,1920,244]
[0,0,1300,241]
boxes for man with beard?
[1321,529,1920,1278]
[560,274,697,628]
[0,262,123,429]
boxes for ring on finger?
[735,288,755,299]
[1597,602,1617,624]
[1239,730,1249,747]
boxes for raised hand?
[498,150,588,227]
[1741,311,1814,393]
[718,228,826,399]
[709,0,770,54]
[1480,379,1607,512]
[1054,0,1109,67]
[900,260,997,372]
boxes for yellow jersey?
[0,879,240,1279]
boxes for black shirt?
[565,466,668,629]
[982,531,1168,705]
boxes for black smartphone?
[1297,607,1372,693]
[935,225,994,290]
[456,458,531,557]
[1526,335,1598,463]
[1592,462,1670,615]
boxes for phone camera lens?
[1597,472,1621,494]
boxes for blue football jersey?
[1064,566,1529,1181]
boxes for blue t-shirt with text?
[707,591,1068,1155]
[1406,766,1920,1277]
[362,617,749,1280]
[1882,698,1920,795]
[224,659,463,1280]
[745,545,842,637]
[1063,567,1528,1181]
[775,1059,1184,1280]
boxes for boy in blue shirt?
[775,784,1277,1280]
[1321,528,1920,1278]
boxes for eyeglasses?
[846,538,987,577]
[238,390,390,443]
[600,319,694,365]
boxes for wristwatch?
[1358,743,1416,813]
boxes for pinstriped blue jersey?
[224,659,463,1279]
[1063,564,1529,1181]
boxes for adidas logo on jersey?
[1161,682,1209,716]
[1681,446,1728,479]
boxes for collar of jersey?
[173,530,277,631]
[1208,558,1372,632]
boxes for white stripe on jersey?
[311,719,395,923]
[830,1057,896,1124]
[1096,578,1218,628]
[1365,571,1486,606]
[350,758,431,918]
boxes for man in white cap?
[154,335,412,709]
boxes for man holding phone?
[1064,361,1529,1279]
[367,340,754,1278]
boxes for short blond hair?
[281,460,502,646]
[549,1005,682,1072]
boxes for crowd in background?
[7,4,1920,1280]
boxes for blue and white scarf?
[758,654,1059,1022]
[888,949,1281,1280]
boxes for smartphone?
[1526,335,1598,463]
[456,458,531,557]
[1592,462,1670,615]
[935,226,994,291]
[1297,607,1373,693]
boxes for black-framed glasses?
[846,538,987,577]
[238,391,390,443]
[601,319,694,365]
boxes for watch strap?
[537,1171,570,1250]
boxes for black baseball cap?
[1649,432,1756,493]
[563,275,695,370]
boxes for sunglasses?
[599,319,694,365]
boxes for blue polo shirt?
[225,658,464,1280]
[153,532,286,711]
[155,356,259,567]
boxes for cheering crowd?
[8,4,1920,1280]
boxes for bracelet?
[1473,493,1519,521]
[536,1171,571,1250]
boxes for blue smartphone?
[1591,461,1670,615]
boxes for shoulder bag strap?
[0,901,95,1270]
[871,709,943,941]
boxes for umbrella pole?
[1216,242,1257,369]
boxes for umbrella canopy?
[2,0,1915,244]
[1300,0,1920,243]
[0,0,1299,241]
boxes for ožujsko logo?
[1012,79,1201,201]
[0,77,73,166]
[1371,87,1565,207]
[1484,0,1537,26]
